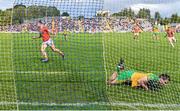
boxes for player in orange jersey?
[33,20,64,62]
[165,26,177,47]
[132,24,142,40]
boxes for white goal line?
[0,101,179,108]
[0,70,103,74]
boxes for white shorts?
[134,33,139,36]
[168,37,176,42]
[42,39,54,46]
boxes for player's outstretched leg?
[173,37,177,43]
[170,42,174,47]
[41,43,48,62]
[51,44,65,60]
[168,38,175,47]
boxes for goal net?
[4,0,109,110]
[0,0,180,110]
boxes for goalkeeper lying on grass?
[107,59,170,91]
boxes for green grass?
[104,32,180,110]
[0,32,180,110]
[0,33,18,110]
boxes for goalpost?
[0,0,179,110]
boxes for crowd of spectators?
[0,17,179,33]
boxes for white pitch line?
[0,70,101,74]
[11,38,19,111]
[110,102,180,108]
[0,101,179,109]
[0,71,68,74]
[102,35,108,88]
[1,70,180,75]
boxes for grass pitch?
[0,32,180,110]
[104,32,180,110]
